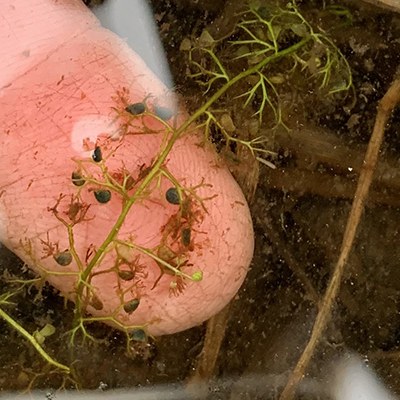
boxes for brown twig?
[263,124,400,206]
[278,76,400,400]
[185,305,231,398]
[273,125,400,191]
[265,168,400,207]
[361,0,400,12]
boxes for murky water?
[1,0,400,399]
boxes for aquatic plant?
[0,0,353,386]
[185,1,352,162]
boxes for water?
[1,0,400,399]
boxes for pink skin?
[0,0,254,336]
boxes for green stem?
[72,36,311,325]
[0,307,70,373]
[180,36,311,133]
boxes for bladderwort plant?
[0,0,353,385]
[185,1,352,165]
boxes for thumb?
[0,0,254,336]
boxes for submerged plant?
[185,1,352,163]
[0,0,353,385]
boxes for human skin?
[0,0,254,336]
